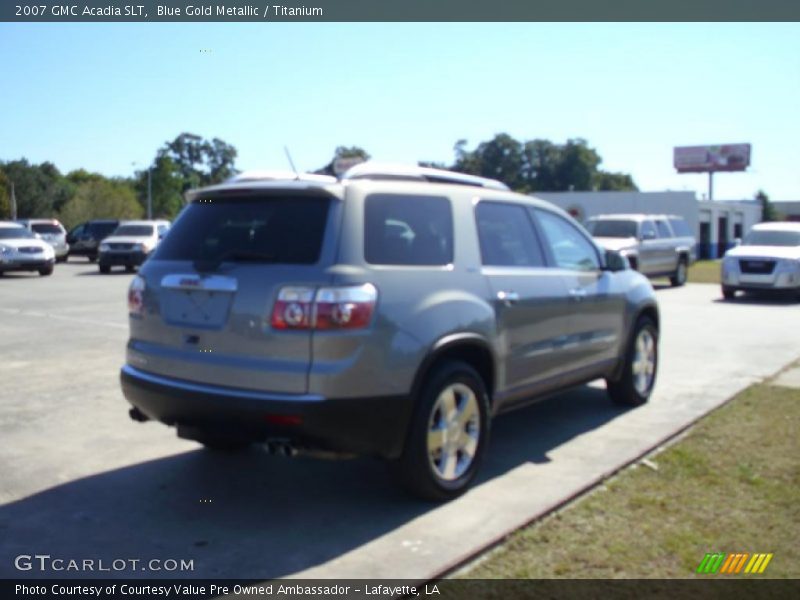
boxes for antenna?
[284,146,299,180]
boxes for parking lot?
[1,262,799,580]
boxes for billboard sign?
[674,144,751,173]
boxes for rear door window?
[154,195,330,265]
[364,194,453,265]
[475,202,545,267]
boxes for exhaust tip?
[128,407,150,422]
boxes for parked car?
[120,163,660,500]
[66,220,120,262]
[721,222,800,300]
[585,214,696,286]
[16,219,69,262]
[0,221,56,276]
[98,220,171,274]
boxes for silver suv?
[120,164,660,500]
[585,214,696,287]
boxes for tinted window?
[31,223,63,234]
[0,227,33,240]
[585,219,638,238]
[475,202,545,267]
[534,209,600,271]
[641,220,657,240]
[154,196,330,264]
[655,220,672,238]
[113,225,154,237]
[668,218,692,237]
[365,194,453,266]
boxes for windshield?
[743,230,800,247]
[112,225,154,237]
[31,223,63,234]
[0,227,34,240]
[86,222,118,237]
[585,220,638,238]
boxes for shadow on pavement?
[0,386,624,579]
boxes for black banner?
[2,1,800,22]
[4,579,800,600]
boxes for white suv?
[98,220,171,273]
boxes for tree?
[0,159,73,217]
[156,133,238,193]
[314,146,371,175]
[450,134,638,193]
[0,169,10,218]
[755,189,780,222]
[58,179,143,230]
[134,156,185,220]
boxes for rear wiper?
[193,250,278,272]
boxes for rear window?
[668,218,692,237]
[113,225,154,237]
[153,196,330,264]
[364,194,453,266]
[31,223,63,234]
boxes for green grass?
[687,260,721,284]
[458,373,800,579]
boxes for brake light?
[270,284,377,330]
[128,275,145,316]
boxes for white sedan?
[0,222,56,276]
[721,222,800,300]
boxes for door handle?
[497,290,520,306]
[569,288,587,301]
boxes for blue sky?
[1,22,798,200]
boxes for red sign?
[674,144,751,173]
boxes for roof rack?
[341,162,510,191]
[227,170,337,184]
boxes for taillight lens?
[270,284,377,330]
[271,287,315,329]
[128,275,145,316]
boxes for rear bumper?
[120,365,412,459]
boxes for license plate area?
[160,274,237,328]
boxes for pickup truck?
[585,214,696,286]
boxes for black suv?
[66,220,120,262]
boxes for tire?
[88,255,98,263]
[99,264,111,274]
[607,316,658,407]
[393,360,490,501]
[722,286,736,300]
[39,265,54,276]
[670,258,688,287]
[56,255,67,264]
[627,256,639,271]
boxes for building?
[535,191,762,259]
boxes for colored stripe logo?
[696,552,773,574]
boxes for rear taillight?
[128,275,145,316]
[270,284,377,330]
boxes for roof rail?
[341,162,510,191]
[227,170,337,184]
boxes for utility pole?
[147,167,152,219]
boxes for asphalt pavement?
[1,262,798,580]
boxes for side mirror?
[641,230,657,241]
[733,238,742,247]
[604,250,628,272]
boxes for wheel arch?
[410,333,496,408]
